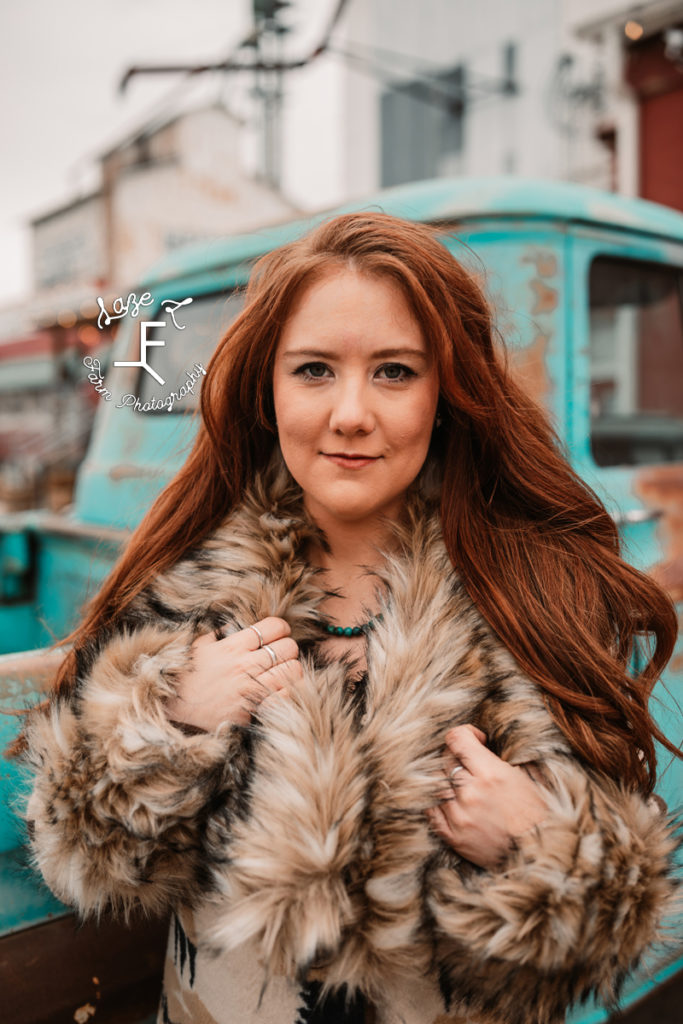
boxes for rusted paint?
[634,464,683,600]
[0,647,66,700]
[108,463,161,480]
[522,251,558,277]
[529,278,559,315]
[509,332,553,407]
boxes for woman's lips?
[323,453,380,469]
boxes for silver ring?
[263,643,278,667]
[449,764,465,780]
[248,624,265,648]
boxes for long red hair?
[42,212,678,791]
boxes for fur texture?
[24,459,680,1024]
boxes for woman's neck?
[305,512,400,625]
[309,513,398,573]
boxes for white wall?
[277,0,625,208]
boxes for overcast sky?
[0,0,335,308]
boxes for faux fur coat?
[24,460,679,1024]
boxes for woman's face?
[272,268,440,531]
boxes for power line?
[327,41,517,115]
[118,0,352,92]
[333,38,517,98]
[329,43,465,114]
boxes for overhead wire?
[327,41,517,115]
[118,0,353,91]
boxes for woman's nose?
[328,379,375,435]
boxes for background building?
[0,91,298,510]
[312,0,683,209]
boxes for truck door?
[567,227,683,817]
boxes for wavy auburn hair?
[47,212,677,791]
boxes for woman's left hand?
[426,724,549,870]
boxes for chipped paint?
[634,464,683,601]
[522,251,558,277]
[0,648,65,702]
[498,247,561,412]
[108,463,162,481]
[509,332,552,407]
[529,278,559,315]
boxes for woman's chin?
[304,492,406,530]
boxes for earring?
[435,414,443,428]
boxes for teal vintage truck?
[1,177,682,1022]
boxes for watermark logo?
[113,320,167,386]
[83,356,112,401]
[84,291,205,411]
[116,362,206,412]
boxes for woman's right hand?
[165,617,303,731]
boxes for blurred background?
[1,0,682,512]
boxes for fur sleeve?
[426,756,681,1024]
[24,622,244,919]
[208,659,371,980]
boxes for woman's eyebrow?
[371,347,429,360]
[281,346,428,360]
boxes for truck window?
[137,290,245,411]
[589,257,683,466]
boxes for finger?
[221,616,292,651]
[252,636,299,673]
[444,724,495,773]
[244,668,297,716]
[193,632,216,648]
[436,782,457,803]
[447,723,487,745]
[426,805,454,841]
[260,658,304,689]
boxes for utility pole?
[119,0,351,190]
[251,0,292,190]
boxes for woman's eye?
[377,363,415,381]
[296,362,330,380]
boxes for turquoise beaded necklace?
[317,614,382,638]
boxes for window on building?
[589,256,683,466]
[380,65,465,188]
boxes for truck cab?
[2,177,682,1022]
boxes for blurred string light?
[624,20,644,41]
[79,300,100,319]
[77,326,100,347]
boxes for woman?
[22,213,680,1024]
